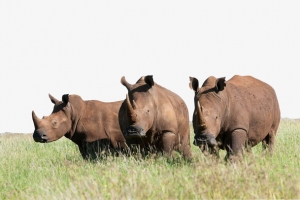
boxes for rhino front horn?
[32,111,41,127]
[126,94,137,122]
[198,101,206,129]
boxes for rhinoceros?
[120,75,192,159]
[32,94,130,159]
[189,75,280,160]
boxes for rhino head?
[32,94,72,143]
[189,76,227,150]
[121,76,156,138]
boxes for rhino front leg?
[161,132,176,157]
[78,144,88,160]
[226,129,247,161]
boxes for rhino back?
[225,75,280,143]
[75,100,125,143]
[153,84,190,134]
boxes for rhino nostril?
[33,130,48,143]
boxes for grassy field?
[0,119,300,199]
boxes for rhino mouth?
[33,130,48,143]
[33,137,48,143]
[193,133,217,147]
[125,126,146,138]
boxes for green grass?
[1,119,300,199]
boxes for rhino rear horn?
[32,110,41,128]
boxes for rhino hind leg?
[180,135,192,160]
[262,130,275,154]
[225,129,247,161]
[181,143,192,160]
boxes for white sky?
[0,1,299,133]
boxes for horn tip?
[121,76,125,83]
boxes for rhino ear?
[121,76,132,91]
[49,94,59,104]
[62,94,69,104]
[144,75,154,87]
[189,77,199,92]
[215,77,226,92]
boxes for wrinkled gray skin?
[120,75,192,159]
[32,94,130,159]
[189,75,280,160]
